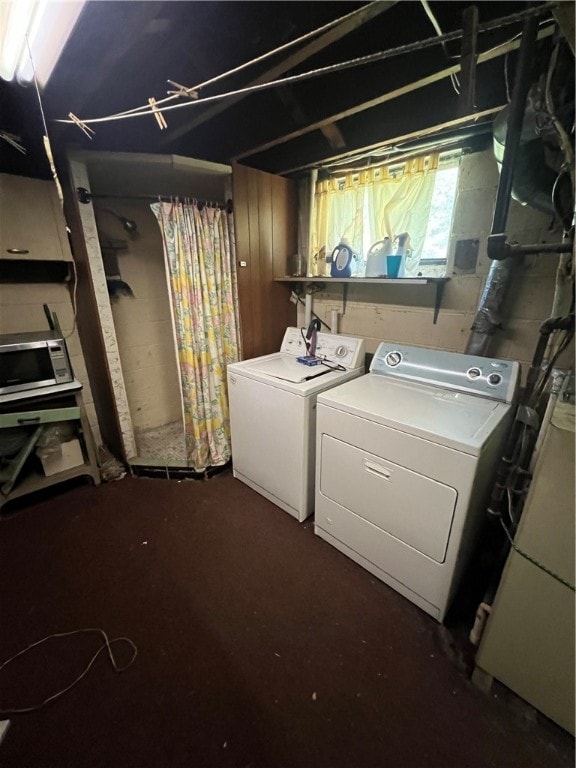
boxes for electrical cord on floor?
[0,628,137,714]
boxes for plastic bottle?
[327,241,354,277]
[388,232,409,278]
[365,238,392,277]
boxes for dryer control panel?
[281,327,365,370]
[371,343,520,403]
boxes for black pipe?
[465,14,540,356]
[488,235,574,260]
[491,14,540,235]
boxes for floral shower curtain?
[151,200,240,471]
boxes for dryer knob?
[467,367,482,380]
[335,345,348,358]
[385,351,402,367]
[487,373,502,386]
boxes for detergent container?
[365,238,392,277]
[327,242,355,277]
[387,232,409,278]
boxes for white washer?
[227,327,365,522]
[315,342,520,622]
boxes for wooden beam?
[458,5,479,117]
[553,3,575,55]
[321,122,347,150]
[163,1,398,143]
[233,24,555,163]
[277,86,346,151]
[280,106,504,175]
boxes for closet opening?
[67,150,233,472]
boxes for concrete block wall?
[95,200,182,431]
[300,148,571,378]
[0,280,101,444]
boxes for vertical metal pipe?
[331,309,339,333]
[305,292,312,327]
[465,15,539,357]
[491,15,539,235]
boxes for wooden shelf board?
[2,463,98,503]
[274,276,448,285]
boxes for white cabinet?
[475,401,575,734]
[0,173,73,261]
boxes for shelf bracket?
[433,280,446,324]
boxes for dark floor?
[0,472,573,768]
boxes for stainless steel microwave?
[0,331,74,397]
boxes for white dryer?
[315,343,519,622]
[227,327,365,522]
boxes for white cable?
[0,628,137,715]
[52,23,484,127]
[83,4,377,121]
[54,8,554,129]
[419,0,461,95]
[55,30,473,127]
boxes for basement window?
[311,150,461,278]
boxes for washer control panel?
[281,327,365,370]
[372,343,520,402]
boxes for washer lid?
[248,355,333,383]
[317,374,513,455]
[227,353,363,395]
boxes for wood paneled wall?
[233,163,297,359]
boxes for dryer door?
[319,435,457,563]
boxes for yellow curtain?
[311,153,439,276]
[151,200,240,471]
[312,176,365,275]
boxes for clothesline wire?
[55,3,556,129]
[105,4,374,120]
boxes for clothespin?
[166,80,198,100]
[0,130,26,154]
[68,113,95,139]
[148,97,168,129]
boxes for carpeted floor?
[0,472,573,768]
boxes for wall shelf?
[275,276,446,285]
[274,276,450,324]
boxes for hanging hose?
[486,312,574,525]
[524,313,575,403]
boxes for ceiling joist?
[163,0,398,144]
[282,106,504,176]
[232,23,556,164]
